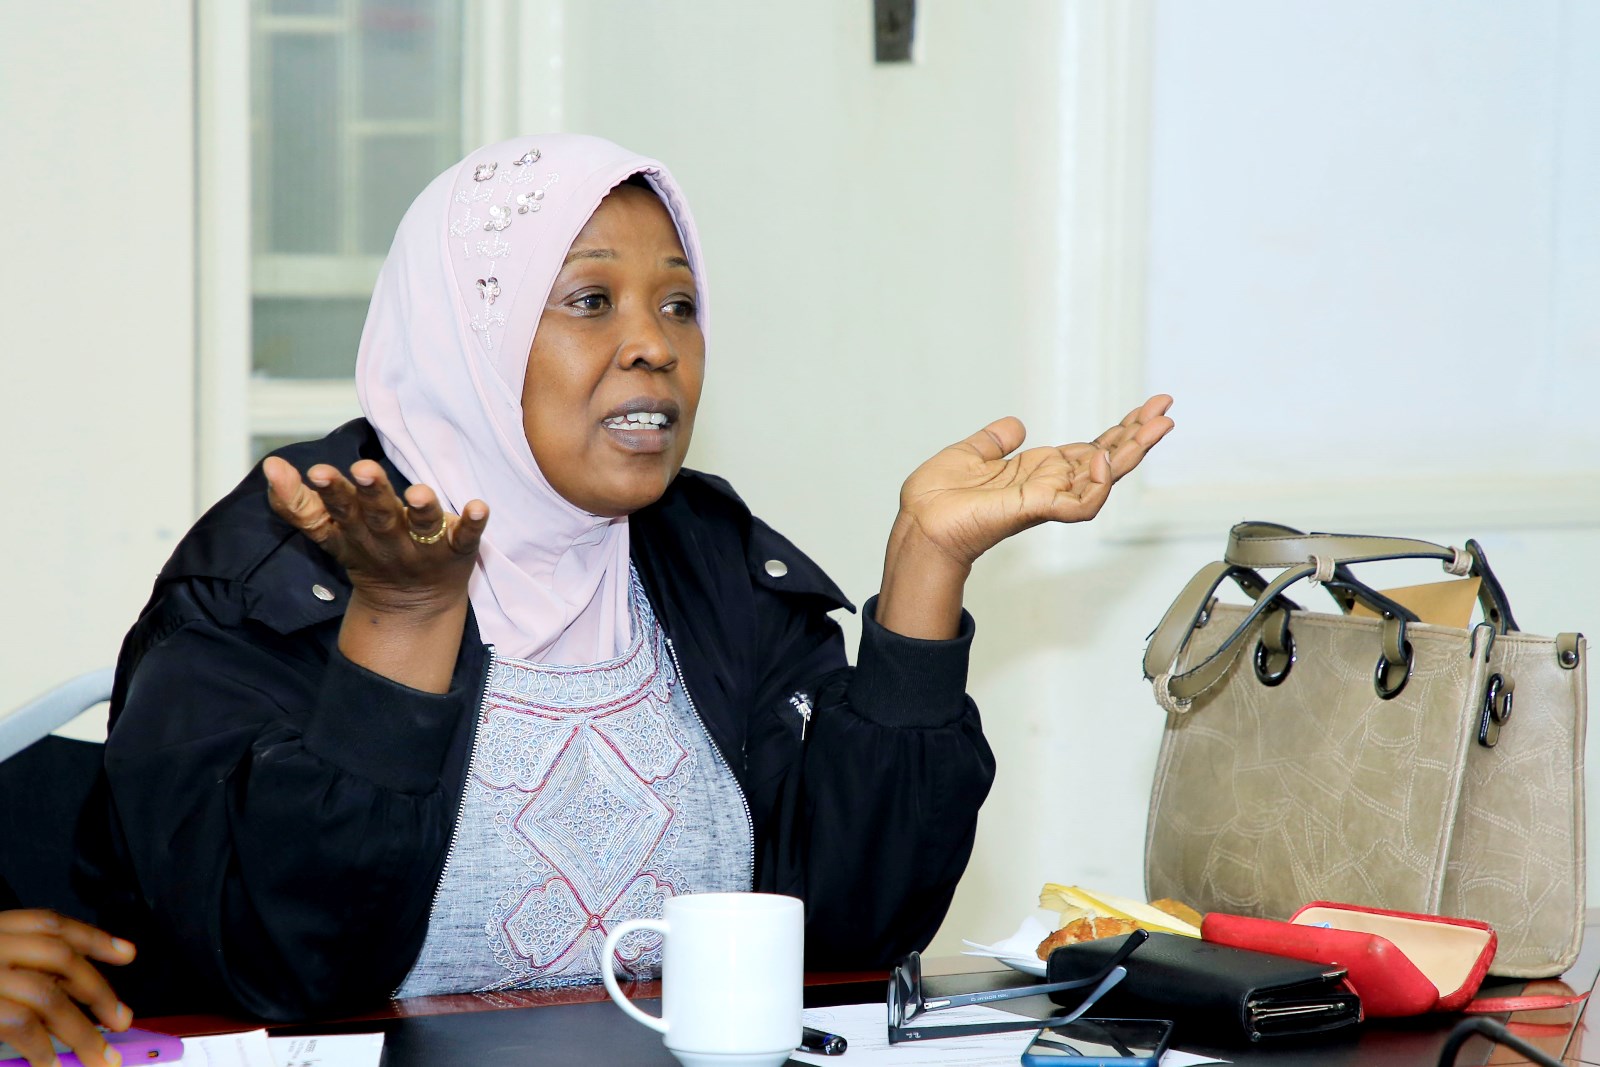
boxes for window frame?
[195,0,566,507]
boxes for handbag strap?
[1144,522,1518,712]
[1227,521,1519,632]
[1143,560,1317,711]
[1232,556,1417,625]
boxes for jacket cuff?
[302,645,474,792]
[845,594,974,728]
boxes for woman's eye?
[663,298,698,320]
[571,292,609,312]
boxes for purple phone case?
[0,1028,184,1067]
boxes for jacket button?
[764,559,788,578]
[311,584,336,601]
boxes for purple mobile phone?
[0,1027,183,1067]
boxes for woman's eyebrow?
[559,249,690,271]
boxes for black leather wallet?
[1045,931,1362,1045]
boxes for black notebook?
[1045,931,1362,1045]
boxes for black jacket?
[79,420,995,1020]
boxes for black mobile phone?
[1020,1017,1174,1067]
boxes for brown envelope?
[1349,577,1482,629]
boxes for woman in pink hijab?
[81,135,1172,1020]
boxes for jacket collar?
[154,420,393,634]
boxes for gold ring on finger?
[408,517,450,546]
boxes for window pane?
[359,0,458,121]
[269,0,339,14]
[253,297,369,379]
[359,134,451,253]
[265,32,342,254]
[250,0,463,383]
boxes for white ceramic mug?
[601,892,803,1067]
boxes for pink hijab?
[355,134,708,665]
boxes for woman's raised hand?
[0,910,135,1067]
[263,457,490,692]
[875,396,1173,640]
[894,395,1174,567]
[263,457,488,611]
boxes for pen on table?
[800,1025,847,1055]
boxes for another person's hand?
[263,457,489,614]
[0,911,135,1067]
[893,394,1174,569]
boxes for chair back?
[0,668,114,764]
[0,670,114,918]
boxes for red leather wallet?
[1203,902,1582,1018]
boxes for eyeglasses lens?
[893,957,920,1024]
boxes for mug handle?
[601,918,670,1034]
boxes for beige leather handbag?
[1142,522,1587,978]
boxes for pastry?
[1036,915,1140,960]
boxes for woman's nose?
[615,312,676,371]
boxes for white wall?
[553,0,1091,953]
[2,0,1594,967]
[551,0,1600,957]
[556,0,1068,616]
[1137,0,1600,531]
[0,2,196,731]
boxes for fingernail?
[112,938,135,955]
[352,472,374,487]
[308,473,330,488]
[104,1044,122,1067]
[116,1001,134,1026]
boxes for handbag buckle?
[1478,673,1514,748]
[1253,634,1295,687]
[1373,641,1415,701]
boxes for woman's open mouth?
[602,411,670,430]
[600,401,678,454]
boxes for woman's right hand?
[263,457,490,692]
[0,911,135,1067]
[263,457,488,612]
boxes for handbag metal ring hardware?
[1253,633,1295,687]
[1480,674,1504,748]
[1373,641,1414,701]
[1490,674,1514,725]
[1477,673,1515,752]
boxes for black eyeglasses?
[886,928,1148,1044]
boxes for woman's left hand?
[892,394,1174,570]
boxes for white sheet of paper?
[791,1003,1228,1067]
[175,1029,385,1067]
[961,913,1055,962]
[267,1033,384,1067]
[1164,1052,1230,1066]
[178,1029,276,1067]
[792,1003,1035,1067]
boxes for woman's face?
[522,184,705,517]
